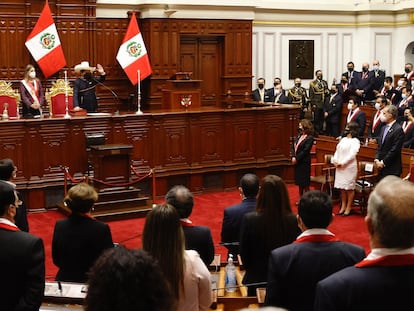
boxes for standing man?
[371,59,386,93]
[251,77,269,102]
[165,185,215,267]
[323,84,342,138]
[309,70,329,135]
[265,190,365,311]
[354,62,375,103]
[374,105,404,179]
[403,62,414,84]
[221,173,259,258]
[315,176,414,311]
[288,77,309,119]
[73,61,106,112]
[342,61,359,89]
[270,84,290,104]
[368,95,388,143]
[0,181,45,311]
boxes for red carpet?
[28,184,370,279]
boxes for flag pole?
[136,69,143,115]
[64,70,71,119]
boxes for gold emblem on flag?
[127,42,142,58]
[40,33,56,50]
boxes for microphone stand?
[136,70,143,115]
[64,71,71,119]
[92,76,121,113]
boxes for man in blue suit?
[315,176,414,311]
[265,190,365,311]
[221,173,259,258]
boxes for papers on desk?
[44,282,87,300]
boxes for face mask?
[330,89,336,94]
[274,90,281,95]
[398,80,404,87]
[348,67,354,72]
[402,93,407,99]
[84,72,93,81]
[317,75,323,80]
[380,114,387,123]
[405,68,410,73]
[341,79,347,84]
[373,65,379,71]
[404,115,409,121]
[375,102,381,110]
[362,67,368,72]
[258,84,264,90]
[347,103,353,110]
[343,129,350,137]
[298,127,303,134]
[295,83,301,88]
[274,82,280,86]
[29,71,36,79]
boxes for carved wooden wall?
[0,1,252,111]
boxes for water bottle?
[225,254,237,292]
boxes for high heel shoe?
[342,211,351,217]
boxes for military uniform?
[288,86,309,119]
[309,79,329,134]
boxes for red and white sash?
[180,218,194,227]
[402,121,413,134]
[294,134,307,154]
[0,219,20,231]
[347,107,360,123]
[21,79,40,103]
[372,110,382,133]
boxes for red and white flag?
[116,12,152,85]
[25,1,66,78]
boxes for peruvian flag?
[25,1,66,78]
[116,12,152,85]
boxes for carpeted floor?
[28,184,370,279]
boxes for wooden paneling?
[0,106,299,208]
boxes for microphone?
[91,76,122,112]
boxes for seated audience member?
[221,173,259,258]
[265,190,365,311]
[85,246,176,311]
[252,77,269,102]
[396,76,408,91]
[52,182,114,282]
[368,95,387,143]
[345,96,366,139]
[165,185,215,267]
[402,107,414,149]
[0,158,29,231]
[240,175,300,296]
[143,204,212,311]
[315,176,414,311]
[0,181,45,311]
[323,83,342,138]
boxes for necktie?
[382,125,390,144]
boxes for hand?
[291,157,297,165]
[96,64,105,74]
[324,112,328,118]
[73,106,81,111]
[31,102,40,109]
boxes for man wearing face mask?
[368,95,388,143]
[397,86,414,122]
[288,77,309,119]
[309,70,329,135]
[251,77,269,102]
[374,105,404,179]
[342,61,358,88]
[73,61,106,112]
[354,62,375,103]
[403,63,414,84]
[402,107,414,149]
[371,60,385,93]
[323,84,342,138]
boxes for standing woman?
[332,122,361,216]
[239,175,300,296]
[143,204,212,311]
[20,64,45,118]
[292,119,315,199]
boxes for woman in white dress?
[332,122,361,216]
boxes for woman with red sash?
[19,64,45,118]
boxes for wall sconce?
[164,5,176,18]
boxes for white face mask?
[380,114,387,123]
[402,93,407,99]
[274,89,281,95]
[375,102,381,110]
[347,103,353,110]
[29,71,36,79]
[398,80,404,87]
[372,65,379,71]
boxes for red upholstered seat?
[0,80,20,119]
[46,79,73,117]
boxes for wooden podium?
[162,73,202,109]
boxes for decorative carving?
[289,40,314,80]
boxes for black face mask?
[258,84,264,90]
[341,79,347,84]
[404,115,409,121]
[295,83,301,88]
[330,89,336,94]
[405,68,410,73]
[298,127,303,134]
[84,72,93,81]
[348,67,354,72]
[343,129,350,137]
[274,82,280,87]
[362,67,368,72]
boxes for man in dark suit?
[166,185,215,267]
[265,190,365,311]
[323,84,343,138]
[220,173,259,258]
[346,96,366,139]
[367,95,387,143]
[315,176,414,311]
[251,77,269,102]
[374,104,404,179]
[267,83,290,104]
[0,181,45,311]
[354,62,375,102]
[342,61,359,89]
[371,59,386,93]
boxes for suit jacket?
[182,224,215,267]
[251,88,270,102]
[265,238,365,311]
[292,134,314,187]
[354,71,375,101]
[240,211,300,295]
[73,74,106,112]
[375,121,404,178]
[324,93,343,124]
[342,70,359,89]
[52,214,114,282]
[372,69,386,91]
[0,225,45,311]
[347,109,366,138]
[19,80,45,117]
[266,88,290,104]
[367,110,386,140]
[403,121,414,148]
[220,197,257,258]
[315,264,414,311]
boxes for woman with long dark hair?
[143,204,212,311]
[240,175,300,296]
